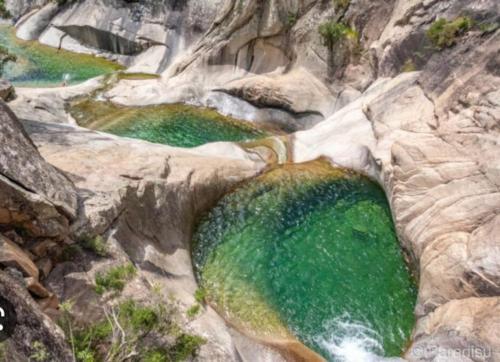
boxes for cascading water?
[192,160,417,361]
[314,315,406,362]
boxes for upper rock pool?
[70,99,267,148]
[192,160,417,361]
[0,25,121,87]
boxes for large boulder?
[0,271,72,361]
[20,118,290,360]
[16,0,225,72]
[0,234,39,280]
[0,101,77,238]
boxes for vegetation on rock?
[186,304,201,318]
[94,263,137,295]
[29,341,50,362]
[59,298,205,362]
[194,288,206,304]
[0,0,10,18]
[427,16,473,49]
[80,235,108,257]
[401,59,417,73]
[319,21,355,50]
[319,21,359,79]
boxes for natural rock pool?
[0,25,121,87]
[70,99,267,148]
[193,160,417,361]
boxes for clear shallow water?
[70,99,267,148]
[192,161,417,361]
[0,25,121,87]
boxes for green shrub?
[478,22,499,33]
[143,349,169,362]
[427,16,473,49]
[186,304,201,318]
[60,297,205,362]
[72,320,112,362]
[0,342,5,362]
[287,11,298,27]
[319,21,358,50]
[170,334,206,362]
[94,263,136,295]
[401,59,417,72]
[29,342,50,362]
[81,235,108,257]
[119,300,159,332]
[194,288,206,304]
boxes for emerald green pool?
[0,25,121,87]
[70,99,267,148]
[193,161,417,361]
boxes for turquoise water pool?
[193,161,417,360]
[70,99,267,148]
[0,25,121,87]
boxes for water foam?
[314,315,404,362]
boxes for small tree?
[319,21,358,79]
[427,16,473,49]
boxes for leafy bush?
[94,263,136,295]
[427,16,473,49]
[80,235,108,257]
[119,300,159,332]
[319,21,358,50]
[186,304,201,318]
[401,59,416,72]
[287,11,298,27]
[59,298,205,362]
[194,288,206,304]
[29,342,50,362]
[170,334,206,362]
[478,22,499,34]
[143,349,168,362]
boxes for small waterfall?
[62,73,71,84]
[314,315,404,362]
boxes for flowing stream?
[0,25,121,87]
[192,160,417,361]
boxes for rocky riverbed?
[0,0,499,361]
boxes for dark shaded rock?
[0,271,72,361]
[0,80,15,101]
[0,234,39,279]
[54,25,150,55]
